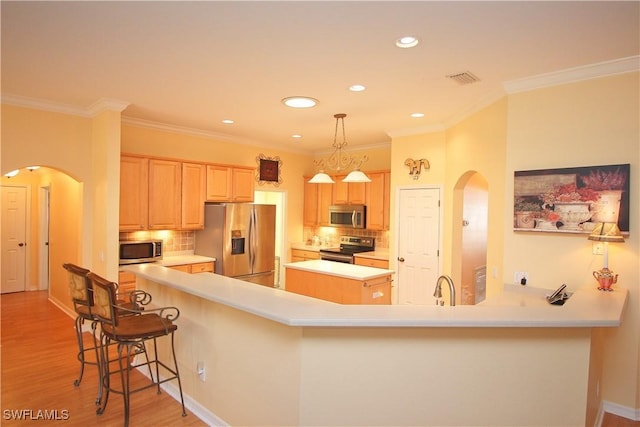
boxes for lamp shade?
[342,169,371,183]
[309,171,335,184]
[588,222,625,243]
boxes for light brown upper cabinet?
[120,156,149,231]
[303,177,333,226]
[206,165,254,202]
[148,158,182,230]
[303,177,318,226]
[231,167,255,202]
[332,177,366,205]
[181,162,206,230]
[365,171,390,231]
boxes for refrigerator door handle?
[249,208,257,271]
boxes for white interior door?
[396,187,441,304]
[2,186,28,293]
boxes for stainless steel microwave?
[119,240,163,265]
[329,205,366,229]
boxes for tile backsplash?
[303,227,389,249]
[119,230,195,253]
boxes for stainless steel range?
[319,236,375,264]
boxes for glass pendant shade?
[309,171,335,184]
[342,169,371,183]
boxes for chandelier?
[309,113,371,184]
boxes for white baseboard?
[137,367,229,426]
[603,400,640,421]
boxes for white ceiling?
[2,1,638,154]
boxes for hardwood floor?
[603,412,640,427]
[1,291,207,426]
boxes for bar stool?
[63,263,102,402]
[88,272,186,426]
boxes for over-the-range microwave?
[119,240,163,265]
[328,205,366,229]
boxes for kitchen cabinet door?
[303,177,319,226]
[332,176,349,204]
[119,156,149,231]
[317,183,333,226]
[332,176,366,205]
[231,167,254,202]
[365,171,390,230]
[206,165,232,201]
[148,159,181,230]
[181,162,206,230]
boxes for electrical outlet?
[514,272,528,285]
[592,242,604,255]
[197,361,206,382]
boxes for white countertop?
[290,242,323,251]
[284,259,394,280]
[156,254,216,267]
[122,263,628,328]
[354,250,390,261]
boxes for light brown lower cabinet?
[353,257,389,269]
[290,249,321,262]
[285,268,391,305]
[117,271,137,302]
[168,261,215,274]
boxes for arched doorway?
[1,166,82,303]
[452,171,488,305]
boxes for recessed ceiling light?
[396,36,419,48]
[349,84,366,92]
[4,169,19,178]
[410,113,425,118]
[282,96,318,108]
[292,134,302,139]
[222,119,234,124]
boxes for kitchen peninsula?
[123,263,627,427]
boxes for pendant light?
[309,113,371,184]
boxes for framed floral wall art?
[514,164,629,234]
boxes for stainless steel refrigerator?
[195,203,276,287]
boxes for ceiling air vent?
[446,71,480,85]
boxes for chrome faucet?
[433,275,456,306]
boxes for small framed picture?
[256,154,282,186]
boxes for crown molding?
[503,55,640,94]
[121,116,312,155]
[1,93,92,117]
[386,123,447,139]
[88,98,130,116]
[312,140,391,156]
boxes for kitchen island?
[122,262,628,427]
[284,260,393,304]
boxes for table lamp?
[588,222,624,291]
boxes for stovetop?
[320,236,375,255]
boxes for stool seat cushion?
[101,313,177,341]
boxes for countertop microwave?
[119,240,163,265]
[329,205,366,229]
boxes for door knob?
[397,257,405,262]
[18,243,25,247]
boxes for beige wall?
[504,72,640,409]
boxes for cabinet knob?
[397,257,405,262]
